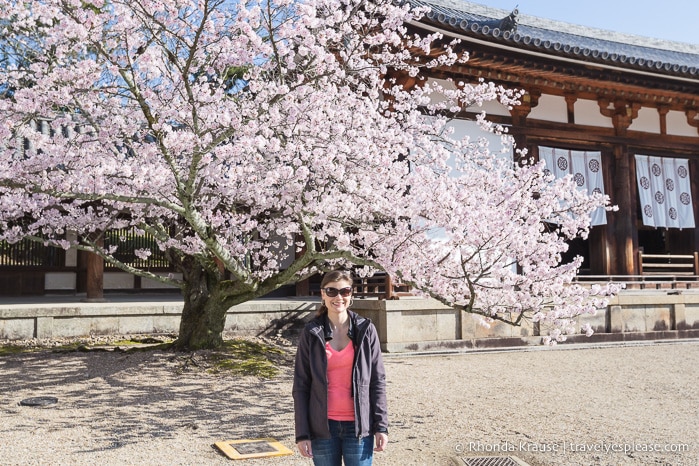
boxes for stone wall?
[352,291,699,352]
[1,292,699,350]
[0,298,316,342]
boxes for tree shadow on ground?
[0,343,297,455]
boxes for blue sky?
[473,0,699,45]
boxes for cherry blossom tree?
[0,0,616,349]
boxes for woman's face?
[321,279,353,316]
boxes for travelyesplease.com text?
[456,440,690,455]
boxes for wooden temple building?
[1,0,699,296]
[408,0,699,283]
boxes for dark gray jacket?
[293,311,388,441]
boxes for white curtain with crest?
[538,146,607,226]
[635,155,694,229]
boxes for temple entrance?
[638,228,667,254]
[638,227,695,255]
[562,236,591,275]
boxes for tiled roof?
[410,0,699,79]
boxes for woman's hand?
[297,439,313,458]
[374,432,388,452]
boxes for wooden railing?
[638,251,699,276]
[353,272,412,299]
[574,274,699,290]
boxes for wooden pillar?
[607,144,638,275]
[657,105,669,135]
[85,237,105,301]
[690,159,699,254]
[512,132,528,163]
[384,274,394,300]
[510,88,539,163]
[564,92,577,124]
[588,227,610,275]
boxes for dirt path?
[1,340,697,465]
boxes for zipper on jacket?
[314,329,331,437]
[352,322,369,439]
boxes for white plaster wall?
[666,110,698,137]
[469,98,511,117]
[446,118,514,156]
[45,272,76,290]
[64,249,78,268]
[574,99,614,128]
[104,272,134,289]
[528,94,567,123]
[629,107,660,134]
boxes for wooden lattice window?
[0,238,65,267]
[104,227,171,269]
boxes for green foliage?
[205,339,288,378]
[0,344,38,355]
[80,1,104,15]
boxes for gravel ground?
[0,338,697,466]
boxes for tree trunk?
[174,262,230,350]
[85,249,104,302]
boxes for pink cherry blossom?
[0,0,616,348]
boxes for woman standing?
[293,270,388,465]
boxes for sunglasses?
[322,287,353,297]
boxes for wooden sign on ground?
[214,438,293,460]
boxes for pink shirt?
[325,341,355,421]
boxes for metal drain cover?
[458,457,530,466]
[19,396,58,407]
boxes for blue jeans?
[311,420,373,466]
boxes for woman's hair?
[317,269,354,316]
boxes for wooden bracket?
[685,108,699,132]
[598,98,640,135]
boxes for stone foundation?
[352,291,699,352]
[2,292,699,351]
[0,297,316,342]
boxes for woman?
[293,270,388,465]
